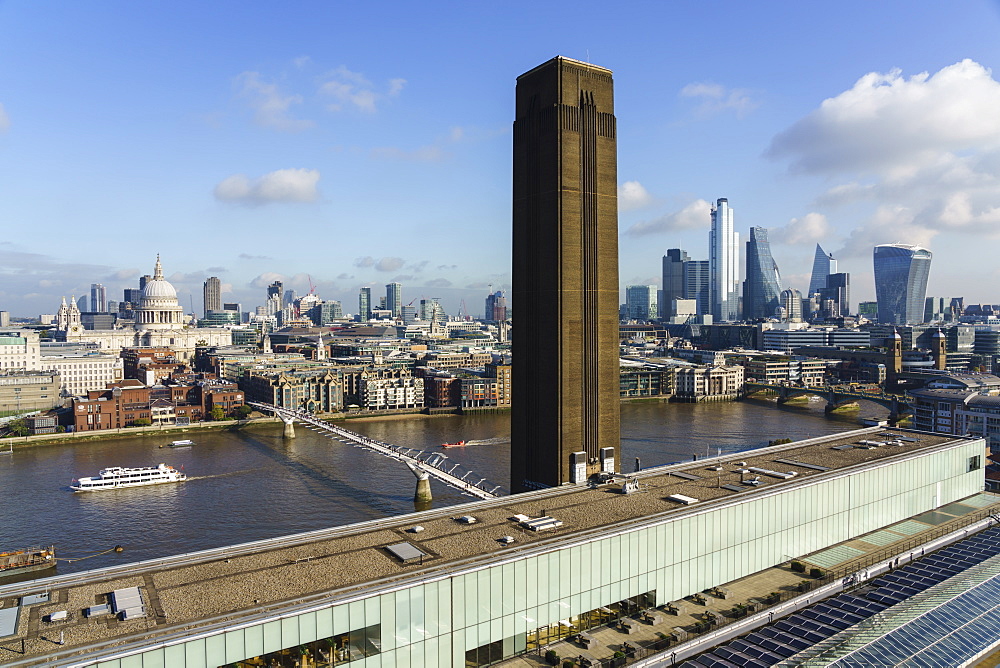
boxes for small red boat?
[441,441,467,448]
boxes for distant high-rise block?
[808,244,837,298]
[661,249,688,319]
[624,285,657,321]
[710,198,739,322]
[685,260,711,317]
[511,56,620,492]
[874,244,932,325]
[385,283,402,318]
[359,287,372,321]
[780,288,803,322]
[818,272,850,318]
[742,227,781,320]
[203,276,222,317]
[267,281,283,305]
[90,283,107,314]
[484,290,507,322]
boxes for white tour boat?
[71,463,186,492]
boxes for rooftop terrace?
[0,427,972,664]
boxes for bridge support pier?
[282,417,295,439]
[414,474,432,504]
[407,462,432,503]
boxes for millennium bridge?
[248,402,502,501]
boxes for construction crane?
[307,275,316,295]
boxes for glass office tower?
[874,244,933,325]
[742,227,781,320]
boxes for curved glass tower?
[743,227,781,320]
[873,244,932,324]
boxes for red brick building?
[70,374,244,431]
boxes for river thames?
[0,398,885,577]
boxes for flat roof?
[0,427,973,663]
[517,56,614,80]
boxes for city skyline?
[2,2,1000,316]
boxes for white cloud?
[618,181,654,212]
[624,199,711,236]
[0,103,9,133]
[679,82,758,118]
[769,59,1000,257]
[388,78,406,96]
[769,213,830,246]
[236,71,313,132]
[425,278,452,288]
[354,256,375,268]
[375,257,405,272]
[250,272,287,289]
[769,60,1000,175]
[214,168,320,205]
[320,66,404,113]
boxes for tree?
[133,418,152,427]
[7,419,28,437]
[235,405,253,419]
[210,407,226,421]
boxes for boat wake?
[464,438,509,446]
[187,469,257,481]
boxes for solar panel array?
[677,525,1000,668]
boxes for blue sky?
[2,1,1000,318]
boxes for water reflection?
[0,400,884,575]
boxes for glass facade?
[84,440,984,668]
[709,198,739,322]
[874,244,933,325]
[742,227,781,321]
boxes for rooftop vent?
[520,516,564,531]
[666,494,699,505]
[456,515,478,524]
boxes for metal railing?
[250,403,502,499]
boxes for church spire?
[154,254,164,281]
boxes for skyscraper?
[709,198,739,322]
[484,290,507,322]
[779,288,803,322]
[385,282,402,318]
[511,56,620,492]
[874,244,932,325]
[685,260,711,317]
[808,244,837,298]
[818,272,850,317]
[742,227,781,320]
[267,281,283,305]
[358,287,372,321]
[90,283,107,313]
[624,285,657,321]
[661,249,688,319]
[203,276,222,316]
